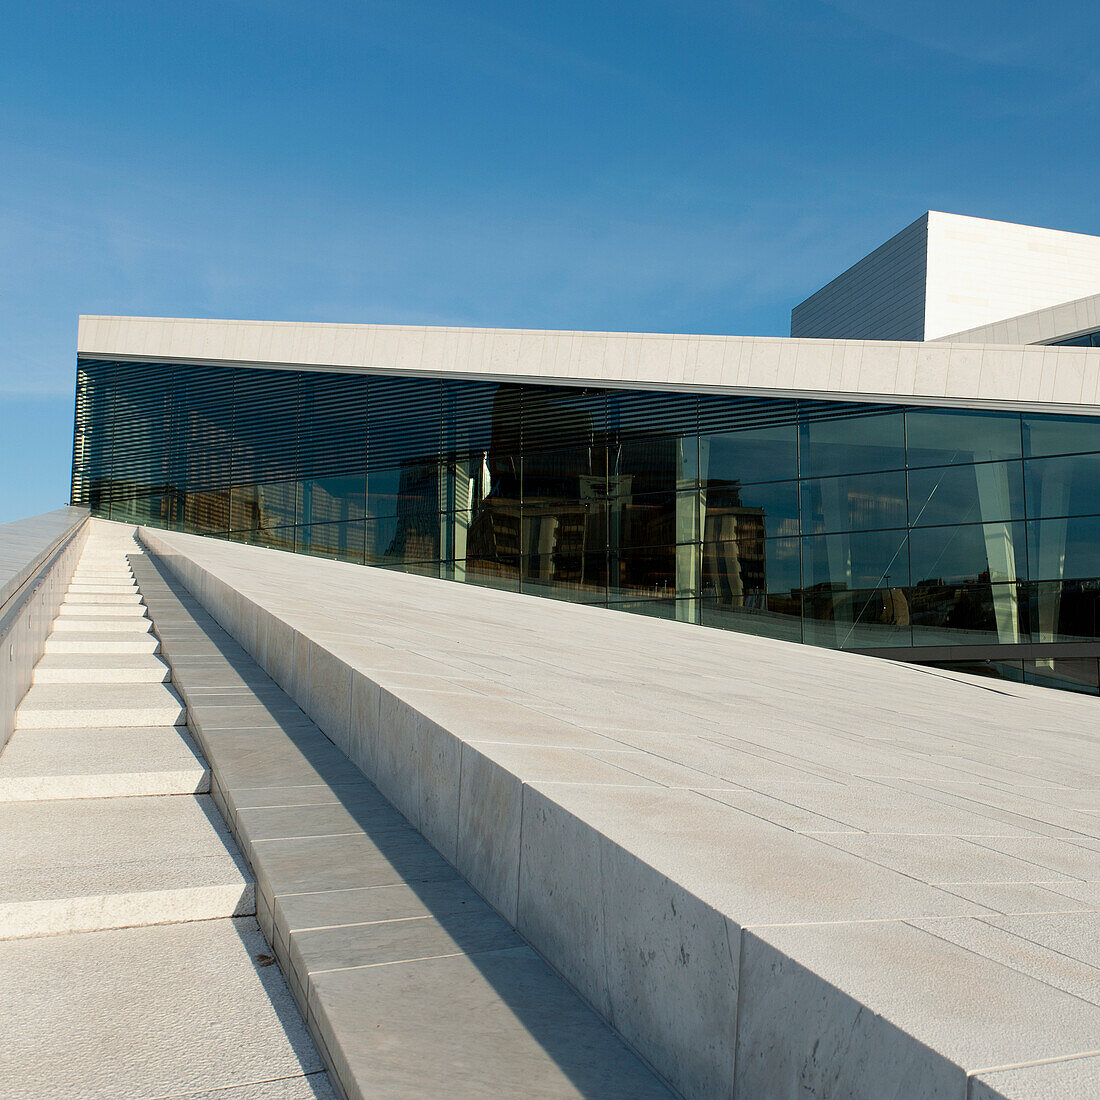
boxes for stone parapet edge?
[129,550,667,1100]
[0,511,89,751]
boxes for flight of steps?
[0,524,332,1099]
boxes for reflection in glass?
[609,544,680,601]
[229,481,299,533]
[703,480,798,542]
[909,583,1028,646]
[302,476,366,525]
[926,659,1025,684]
[1023,413,1100,459]
[801,529,910,648]
[367,463,441,520]
[1027,515,1100,582]
[1027,580,1100,644]
[297,520,365,564]
[908,462,1024,528]
[72,356,1100,685]
[702,423,797,486]
[700,536,802,642]
[801,470,906,534]
[1024,657,1100,696]
[799,411,904,478]
[523,549,608,603]
[182,489,229,536]
[612,436,691,494]
[910,521,1025,586]
[614,492,689,549]
[232,524,295,552]
[1024,454,1100,519]
[906,409,1021,467]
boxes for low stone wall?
[0,508,89,750]
[137,524,1100,1100]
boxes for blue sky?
[2,0,1099,521]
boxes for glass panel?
[612,435,692,494]
[612,492,691,549]
[523,500,607,556]
[109,493,166,526]
[608,544,680,601]
[1024,454,1100,519]
[401,560,441,579]
[524,445,607,499]
[1027,580,1100,643]
[297,521,365,563]
[908,462,1024,527]
[229,481,299,533]
[801,529,910,648]
[1023,413,1100,458]
[604,598,680,621]
[182,489,228,536]
[367,462,441,519]
[1023,658,1100,696]
[909,583,1028,646]
[701,422,797,486]
[703,480,798,542]
[231,525,296,552]
[799,411,904,478]
[454,554,520,592]
[700,536,802,642]
[1027,515,1100,582]
[906,409,1021,467]
[801,470,907,534]
[910,521,1025,585]
[802,586,912,649]
[365,514,440,565]
[522,549,608,603]
[924,659,1025,684]
[301,475,366,525]
[802,528,910,591]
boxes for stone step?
[63,592,145,606]
[44,632,160,655]
[72,567,133,576]
[58,604,149,619]
[33,653,171,684]
[0,725,208,801]
[0,919,329,1098]
[15,683,185,729]
[50,617,152,634]
[67,585,139,597]
[0,794,253,938]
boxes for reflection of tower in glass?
[702,483,766,609]
[387,460,442,562]
[462,385,523,577]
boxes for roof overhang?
[78,315,1100,417]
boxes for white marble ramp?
[0,523,334,1100]
[139,522,1100,1100]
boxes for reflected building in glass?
[71,212,1100,695]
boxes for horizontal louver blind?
[72,357,915,507]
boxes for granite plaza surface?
[135,521,1100,1100]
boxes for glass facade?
[72,358,1100,693]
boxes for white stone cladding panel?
[791,214,928,341]
[925,212,1100,339]
[943,289,1100,346]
